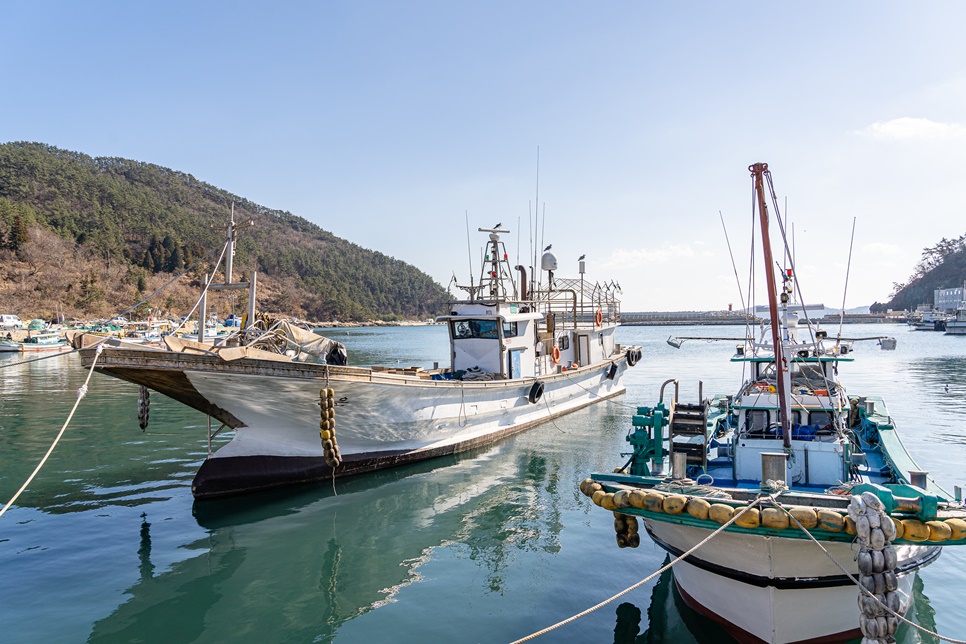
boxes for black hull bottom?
[193,388,624,499]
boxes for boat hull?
[644,520,939,643]
[82,346,631,498]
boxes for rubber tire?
[528,380,545,404]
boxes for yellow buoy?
[662,495,688,515]
[627,489,647,509]
[592,490,606,506]
[643,491,666,513]
[687,498,711,521]
[945,518,966,541]
[613,490,628,508]
[891,517,904,540]
[601,493,619,511]
[926,520,952,542]
[900,519,929,542]
[788,507,818,530]
[761,507,789,530]
[845,516,857,536]
[625,517,639,535]
[320,429,332,441]
[734,507,760,529]
[709,503,735,525]
[817,509,845,533]
[579,479,595,495]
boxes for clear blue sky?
[4,2,966,311]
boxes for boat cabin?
[722,353,855,489]
[438,306,543,379]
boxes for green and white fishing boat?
[581,163,966,643]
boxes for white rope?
[0,344,105,520]
[772,500,966,644]
[509,496,771,643]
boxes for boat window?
[745,410,769,434]
[453,319,500,340]
[791,362,826,386]
[502,321,519,338]
[810,411,833,429]
[557,335,570,350]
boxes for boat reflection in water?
[86,441,567,642]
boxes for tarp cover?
[279,321,348,365]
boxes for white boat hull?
[644,519,939,643]
[81,344,634,497]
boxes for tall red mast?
[750,163,792,449]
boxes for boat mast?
[750,163,792,449]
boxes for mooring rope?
[0,344,105,520]
[771,499,966,644]
[509,495,772,643]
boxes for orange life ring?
[595,310,603,326]
[551,345,561,364]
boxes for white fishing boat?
[945,307,966,336]
[582,163,965,643]
[907,306,950,331]
[0,331,71,353]
[78,218,641,499]
[944,284,966,336]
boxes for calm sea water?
[1,324,965,643]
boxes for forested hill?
[0,142,448,321]
[875,233,966,312]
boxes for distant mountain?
[0,142,448,321]
[874,233,966,312]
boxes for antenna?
[837,217,857,340]
[535,147,541,292]
[720,211,749,321]
[465,211,475,301]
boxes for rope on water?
[772,498,966,644]
[509,494,773,643]
[0,344,105,520]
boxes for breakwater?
[621,312,899,326]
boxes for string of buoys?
[319,388,341,468]
[137,385,150,430]
[579,479,966,544]
[852,492,900,642]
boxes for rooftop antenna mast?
[465,210,476,302]
[534,146,541,293]
[837,217,857,341]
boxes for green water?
[1,325,965,642]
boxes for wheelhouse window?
[809,411,833,429]
[557,335,570,350]
[453,319,500,340]
[745,410,769,433]
[502,321,519,338]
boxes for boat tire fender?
[626,349,640,367]
[528,380,545,404]
[606,363,618,380]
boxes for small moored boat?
[0,331,71,353]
